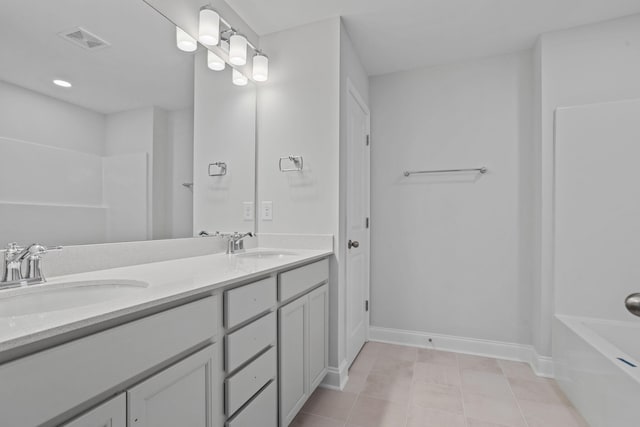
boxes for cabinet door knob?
[348,240,360,249]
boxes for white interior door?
[346,82,370,367]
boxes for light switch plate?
[243,202,254,221]
[261,201,273,221]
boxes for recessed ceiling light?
[53,79,72,88]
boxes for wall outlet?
[261,201,273,221]
[243,202,254,221]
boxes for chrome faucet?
[225,232,254,254]
[199,231,254,254]
[1,243,62,290]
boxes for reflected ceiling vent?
[58,27,111,50]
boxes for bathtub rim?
[555,314,640,384]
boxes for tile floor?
[291,342,589,427]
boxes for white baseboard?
[320,359,349,390]
[369,326,554,378]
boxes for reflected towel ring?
[279,155,303,172]
[209,162,227,176]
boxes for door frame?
[345,79,371,366]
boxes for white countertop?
[0,248,332,355]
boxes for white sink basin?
[234,250,298,259]
[0,280,149,317]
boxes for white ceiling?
[226,0,640,76]
[0,0,195,114]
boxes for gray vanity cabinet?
[127,345,217,427]
[62,394,126,427]
[279,295,309,426]
[278,259,329,427]
[64,345,217,427]
[0,296,218,427]
[279,283,329,426]
[308,285,329,391]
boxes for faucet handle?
[33,245,62,254]
[24,245,62,282]
[5,242,23,254]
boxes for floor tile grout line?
[456,353,471,427]
[343,391,359,427]
[402,353,417,427]
[503,365,532,427]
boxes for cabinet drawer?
[226,381,277,427]
[279,259,329,302]
[225,277,276,329]
[0,296,218,427]
[226,312,276,373]
[225,347,276,416]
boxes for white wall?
[257,18,340,236]
[554,99,640,322]
[103,153,149,243]
[105,107,154,156]
[193,51,256,235]
[169,108,194,238]
[257,18,344,374]
[0,81,109,246]
[0,80,105,155]
[105,107,154,239]
[370,51,534,345]
[534,13,640,356]
[0,79,187,245]
[152,107,171,240]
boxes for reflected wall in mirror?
[193,50,256,236]
[0,0,257,247]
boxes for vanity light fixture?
[232,68,248,86]
[252,52,269,82]
[181,6,270,83]
[176,26,197,52]
[207,50,226,71]
[53,79,72,88]
[229,34,248,66]
[198,7,220,46]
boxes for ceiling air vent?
[58,27,111,50]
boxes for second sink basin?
[0,280,149,318]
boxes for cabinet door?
[63,394,126,427]
[308,284,329,391]
[279,296,308,427]
[128,345,217,427]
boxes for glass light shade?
[207,50,225,71]
[252,54,269,82]
[229,34,247,66]
[176,27,197,52]
[232,69,248,86]
[198,8,220,46]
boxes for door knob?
[625,293,640,317]
[348,240,360,249]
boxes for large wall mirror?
[0,0,256,247]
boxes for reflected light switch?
[261,201,273,221]
[243,202,254,221]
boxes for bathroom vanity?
[0,249,331,427]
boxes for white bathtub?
[554,315,640,427]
